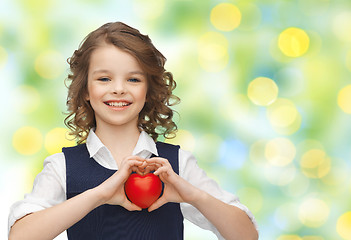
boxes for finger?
[144,163,164,174]
[146,157,169,165]
[124,159,145,169]
[148,196,168,212]
[123,200,142,212]
[124,155,146,161]
[132,167,145,176]
[122,156,146,166]
[144,165,157,173]
[140,160,148,167]
[138,165,147,175]
[119,160,145,178]
[154,166,172,176]
[141,166,152,175]
[149,162,162,168]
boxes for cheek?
[86,81,93,101]
[139,86,148,102]
[87,84,103,101]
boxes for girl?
[8,22,258,240]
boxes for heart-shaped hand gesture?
[96,156,147,211]
[124,173,162,209]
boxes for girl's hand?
[145,157,203,212]
[95,156,148,211]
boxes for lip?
[104,100,132,110]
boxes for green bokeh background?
[1,0,351,239]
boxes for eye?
[98,77,111,82]
[128,78,141,83]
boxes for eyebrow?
[92,69,111,75]
[129,71,146,76]
[92,69,146,76]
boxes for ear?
[85,90,90,101]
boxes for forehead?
[89,44,144,74]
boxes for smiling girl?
[8,22,258,240]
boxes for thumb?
[148,196,168,212]
[123,200,143,212]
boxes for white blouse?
[8,129,257,239]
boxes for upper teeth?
[107,102,129,107]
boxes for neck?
[94,123,141,163]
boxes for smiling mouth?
[104,101,131,107]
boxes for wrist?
[88,186,110,207]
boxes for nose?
[112,79,126,95]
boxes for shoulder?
[41,152,66,179]
[61,144,88,159]
[62,143,86,153]
[43,152,66,167]
[155,142,196,163]
[156,141,180,149]
[34,152,67,191]
[155,141,198,167]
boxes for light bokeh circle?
[298,197,330,227]
[45,128,75,155]
[210,3,241,31]
[338,85,351,114]
[13,126,43,155]
[337,211,351,240]
[278,27,310,57]
[247,77,278,106]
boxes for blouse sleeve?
[178,149,258,239]
[8,152,67,234]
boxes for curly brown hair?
[65,22,180,144]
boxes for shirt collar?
[132,131,158,157]
[86,129,106,158]
[86,128,159,159]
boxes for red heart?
[125,173,162,209]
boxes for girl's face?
[86,44,147,131]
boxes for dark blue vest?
[63,142,184,240]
